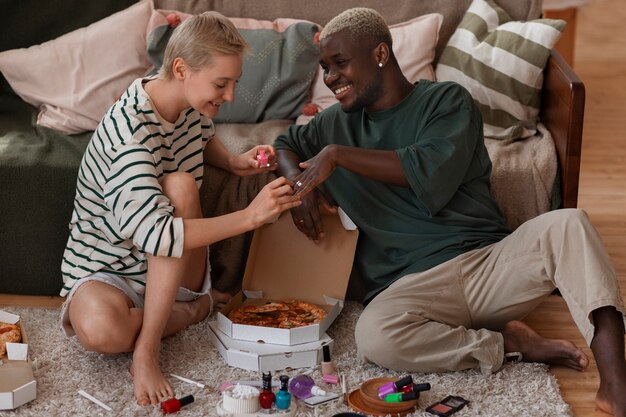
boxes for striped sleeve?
[104,143,184,258]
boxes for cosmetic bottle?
[256,149,269,167]
[377,375,413,399]
[384,391,418,403]
[288,374,327,399]
[321,345,335,375]
[275,375,292,410]
[160,395,194,414]
[259,371,275,409]
[400,382,431,394]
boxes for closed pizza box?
[216,209,358,346]
[0,311,37,410]
[208,320,333,372]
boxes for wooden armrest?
[540,49,585,208]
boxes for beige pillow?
[0,0,153,134]
[296,13,443,124]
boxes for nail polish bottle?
[256,149,269,167]
[384,391,418,403]
[288,374,327,399]
[400,382,431,394]
[259,371,275,410]
[377,375,413,399]
[321,345,335,375]
[160,395,194,414]
[275,375,292,410]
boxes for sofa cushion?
[148,10,320,123]
[154,0,542,64]
[435,0,565,140]
[296,13,442,124]
[0,0,153,135]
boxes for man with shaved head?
[274,7,626,416]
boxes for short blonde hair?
[320,8,392,48]
[159,11,249,79]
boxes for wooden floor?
[525,0,626,415]
[0,1,624,416]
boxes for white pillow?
[0,0,153,134]
[435,0,565,140]
[296,13,443,125]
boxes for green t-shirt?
[275,81,511,302]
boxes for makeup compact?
[425,395,469,416]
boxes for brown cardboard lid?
[242,211,358,305]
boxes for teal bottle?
[275,375,292,410]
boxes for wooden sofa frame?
[542,49,585,209]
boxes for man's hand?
[290,189,337,243]
[293,145,338,197]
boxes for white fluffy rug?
[3,303,571,416]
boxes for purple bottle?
[288,374,327,399]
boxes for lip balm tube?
[322,374,339,384]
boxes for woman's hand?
[230,145,277,176]
[245,176,301,228]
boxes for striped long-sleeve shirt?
[60,78,215,297]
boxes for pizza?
[228,300,326,329]
[0,322,22,357]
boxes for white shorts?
[60,261,212,338]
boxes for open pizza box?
[0,310,37,410]
[208,320,333,372]
[216,209,358,346]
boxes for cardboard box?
[0,311,37,410]
[217,210,358,346]
[208,321,333,372]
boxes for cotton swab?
[78,390,112,411]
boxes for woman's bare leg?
[131,172,213,405]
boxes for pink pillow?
[296,13,443,125]
[0,0,153,134]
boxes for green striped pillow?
[435,0,565,140]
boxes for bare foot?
[502,320,589,371]
[597,380,626,416]
[210,288,232,313]
[130,349,174,405]
[172,294,212,324]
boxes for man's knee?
[354,306,391,364]
[161,172,200,217]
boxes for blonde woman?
[60,12,301,405]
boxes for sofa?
[0,0,584,297]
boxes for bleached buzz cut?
[320,8,392,48]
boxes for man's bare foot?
[210,288,232,313]
[130,349,174,405]
[597,375,626,417]
[502,320,589,371]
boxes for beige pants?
[355,209,625,374]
